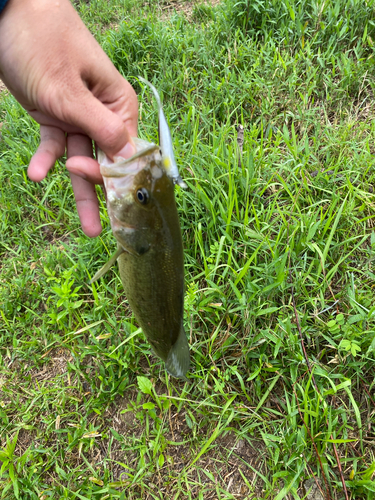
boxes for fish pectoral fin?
[115,239,150,257]
[90,247,125,283]
[115,229,151,257]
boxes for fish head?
[99,138,177,256]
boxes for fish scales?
[116,162,184,362]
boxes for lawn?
[1,0,375,498]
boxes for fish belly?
[117,245,185,362]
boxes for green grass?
[1,0,375,498]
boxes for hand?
[0,0,138,237]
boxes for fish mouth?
[99,139,162,205]
[98,142,159,179]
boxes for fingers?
[28,111,83,135]
[99,79,139,140]
[61,86,137,160]
[67,134,102,237]
[27,125,65,182]
[65,131,102,184]
[69,173,102,237]
[31,76,138,171]
[66,156,102,185]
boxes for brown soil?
[104,392,266,498]
[3,349,266,499]
[158,0,222,19]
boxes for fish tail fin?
[165,326,190,379]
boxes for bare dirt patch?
[104,392,266,498]
[28,347,73,383]
[157,0,222,19]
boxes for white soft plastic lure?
[138,76,187,188]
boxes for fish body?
[92,84,190,379]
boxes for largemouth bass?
[91,79,190,379]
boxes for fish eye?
[136,187,149,205]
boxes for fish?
[91,79,190,379]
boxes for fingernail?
[117,141,136,160]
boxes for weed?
[1,0,375,498]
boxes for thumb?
[58,84,138,159]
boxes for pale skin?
[0,0,138,237]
